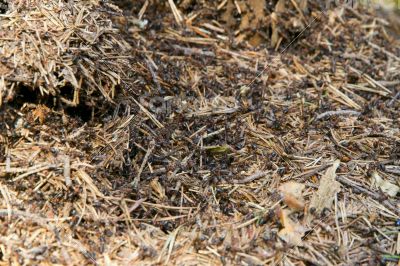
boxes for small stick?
[63,155,71,187]
[168,0,183,25]
[233,171,269,184]
[388,91,400,106]
[12,164,57,182]
[133,140,156,188]
[0,209,52,229]
[368,41,400,62]
[132,98,164,128]
[145,59,161,93]
[286,163,332,181]
[172,45,215,57]
[316,110,361,120]
[5,154,10,172]
[138,0,149,20]
[128,198,146,213]
[336,176,381,200]
[384,165,400,175]
[337,176,400,216]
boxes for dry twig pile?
[0,0,131,106]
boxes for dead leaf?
[32,104,50,124]
[204,145,232,154]
[372,171,399,197]
[278,182,305,211]
[279,182,304,198]
[277,208,305,246]
[282,193,305,211]
[309,160,341,214]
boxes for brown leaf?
[309,160,341,214]
[277,208,305,247]
[32,104,50,124]
[282,193,305,211]
[278,182,305,211]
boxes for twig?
[145,59,162,92]
[336,176,382,200]
[286,163,333,182]
[168,0,183,25]
[63,155,71,187]
[0,209,52,230]
[384,165,400,175]
[336,176,400,216]
[172,44,215,57]
[133,140,156,188]
[388,91,400,106]
[12,164,57,182]
[316,110,361,120]
[132,98,164,128]
[233,171,269,184]
[368,41,400,62]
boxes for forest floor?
[0,0,399,265]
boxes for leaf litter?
[309,160,341,215]
[0,0,400,265]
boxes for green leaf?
[204,145,231,154]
